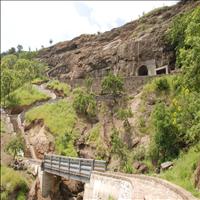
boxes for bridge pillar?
[39,169,58,197]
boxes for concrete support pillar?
[39,171,56,197]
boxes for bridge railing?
[42,154,107,182]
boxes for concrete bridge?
[38,154,197,200]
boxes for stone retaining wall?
[83,171,197,200]
[61,76,153,94]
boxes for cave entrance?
[137,65,148,76]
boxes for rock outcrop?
[38,1,199,80]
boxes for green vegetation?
[46,80,71,96]
[116,108,133,131]
[73,87,97,119]
[6,136,25,159]
[84,77,93,92]
[4,84,50,108]
[1,52,48,106]
[150,103,179,165]
[25,100,78,156]
[87,123,108,160]
[160,145,200,198]
[1,165,28,200]
[0,120,6,134]
[101,73,124,96]
[167,7,200,91]
[31,77,49,85]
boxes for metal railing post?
[50,155,52,170]
[59,156,61,173]
[68,158,70,173]
[91,159,95,171]
[79,160,81,174]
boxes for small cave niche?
[137,65,148,76]
[156,68,166,75]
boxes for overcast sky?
[1,1,178,52]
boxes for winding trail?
[5,83,58,160]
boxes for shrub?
[101,73,124,96]
[150,103,179,164]
[84,77,93,92]
[111,129,128,162]
[6,136,25,159]
[155,78,170,92]
[73,88,97,118]
[1,165,28,200]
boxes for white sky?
[1,1,178,52]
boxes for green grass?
[86,123,108,160]
[31,77,49,85]
[46,80,71,96]
[25,99,78,156]
[160,145,200,198]
[3,84,50,108]
[87,123,101,144]
[0,120,6,134]
[0,165,28,200]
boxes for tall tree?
[17,44,23,53]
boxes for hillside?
[1,1,200,199]
[38,0,199,80]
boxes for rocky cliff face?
[38,1,199,80]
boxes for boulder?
[138,163,149,174]
[133,161,149,174]
[161,161,173,170]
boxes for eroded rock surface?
[38,1,199,80]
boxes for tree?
[49,39,53,45]
[73,88,97,118]
[17,45,23,53]
[101,73,124,96]
[8,47,16,54]
[151,103,179,164]
[6,136,25,159]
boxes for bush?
[73,88,97,118]
[150,103,179,164]
[155,78,170,92]
[101,73,124,96]
[111,129,128,162]
[6,136,25,159]
[1,165,28,200]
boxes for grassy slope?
[25,99,78,156]
[160,145,200,197]
[25,99,76,136]
[46,80,71,96]
[1,165,28,200]
[4,84,50,108]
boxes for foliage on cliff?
[1,165,28,200]
[1,52,48,106]
[167,6,200,91]
[46,80,71,96]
